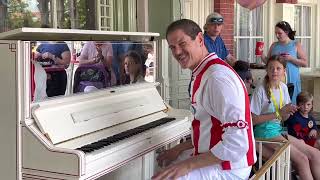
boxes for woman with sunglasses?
[261,21,308,104]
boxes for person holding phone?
[35,41,71,97]
[261,21,308,104]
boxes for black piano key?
[78,147,95,153]
[99,140,112,146]
[76,117,176,153]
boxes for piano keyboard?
[24,83,192,179]
[76,117,176,153]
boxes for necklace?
[269,85,283,121]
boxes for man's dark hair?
[233,60,250,72]
[233,60,252,81]
[166,19,202,40]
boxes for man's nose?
[173,47,182,56]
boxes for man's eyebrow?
[168,44,175,49]
[176,38,187,45]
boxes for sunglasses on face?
[209,17,223,24]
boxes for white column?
[127,0,136,31]
[52,0,58,28]
[137,0,148,32]
[115,0,124,31]
[96,1,101,30]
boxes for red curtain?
[236,0,267,10]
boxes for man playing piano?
[152,19,256,180]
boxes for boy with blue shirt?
[287,91,320,149]
[203,12,236,66]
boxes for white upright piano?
[0,28,191,180]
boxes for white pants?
[174,149,251,180]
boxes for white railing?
[250,140,291,180]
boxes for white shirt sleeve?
[79,43,89,60]
[250,85,264,115]
[281,82,291,104]
[200,72,249,162]
[102,42,113,58]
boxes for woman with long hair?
[123,51,145,84]
[251,55,320,179]
[262,21,308,104]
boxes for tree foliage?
[6,0,40,30]
[60,0,89,29]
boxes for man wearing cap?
[204,12,237,66]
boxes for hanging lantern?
[237,0,267,10]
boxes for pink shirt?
[80,41,113,62]
[79,41,116,86]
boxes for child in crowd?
[250,55,320,179]
[123,51,145,84]
[233,60,254,96]
[287,91,320,149]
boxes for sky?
[23,0,39,12]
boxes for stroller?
[73,64,112,93]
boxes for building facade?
[0,0,319,109]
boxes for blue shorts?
[254,121,283,139]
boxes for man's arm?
[202,73,251,162]
[156,139,193,167]
[54,51,71,68]
[102,43,114,69]
[152,151,222,180]
[226,53,237,66]
[79,43,99,65]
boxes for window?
[234,3,264,63]
[0,0,117,31]
[57,0,97,29]
[98,0,113,31]
[294,5,311,66]
[55,0,116,30]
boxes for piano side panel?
[22,126,83,178]
[0,41,19,180]
[98,157,143,180]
